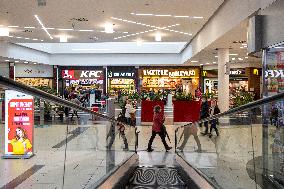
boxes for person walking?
[200,97,210,135]
[147,105,172,152]
[70,95,81,120]
[177,123,201,152]
[209,100,220,138]
[125,100,134,125]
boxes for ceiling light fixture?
[32,38,38,41]
[60,35,68,42]
[24,61,28,63]
[155,32,162,41]
[4,60,10,62]
[229,53,238,56]
[238,58,243,61]
[0,27,9,36]
[191,60,198,63]
[137,39,143,46]
[24,26,35,29]
[213,62,217,63]
[232,58,236,60]
[15,61,19,63]
[174,16,189,18]
[104,23,114,33]
[193,16,204,19]
[8,26,19,28]
[34,15,53,39]
[245,57,249,59]
[155,15,171,17]
[136,13,153,16]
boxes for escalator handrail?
[178,91,284,129]
[0,76,131,127]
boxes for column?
[9,62,15,80]
[218,48,229,112]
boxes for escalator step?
[126,166,188,188]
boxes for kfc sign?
[62,70,103,79]
[265,70,284,78]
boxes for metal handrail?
[0,76,128,126]
[177,91,284,129]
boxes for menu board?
[3,90,34,159]
[142,78,182,88]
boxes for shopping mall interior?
[0,0,284,188]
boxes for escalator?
[126,166,189,188]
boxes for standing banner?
[3,90,34,159]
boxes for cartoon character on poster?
[4,90,34,158]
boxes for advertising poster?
[3,90,34,159]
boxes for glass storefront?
[107,67,136,95]
[139,67,200,95]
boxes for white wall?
[0,42,50,64]
[15,63,53,78]
[50,53,182,66]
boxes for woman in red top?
[147,105,172,152]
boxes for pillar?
[218,48,229,112]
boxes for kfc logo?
[62,70,75,79]
[80,71,102,78]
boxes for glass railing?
[0,76,137,189]
[175,96,284,189]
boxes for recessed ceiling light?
[206,63,210,65]
[8,35,13,38]
[24,26,35,29]
[232,57,236,60]
[104,23,114,33]
[0,27,9,36]
[191,60,198,63]
[242,43,247,46]
[238,58,243,60]
[215,56,218,58]
[32,38,38,41]
[4,60,10,62]
[155,33,162,41]
[15,60,19,63]
[193,16,203,19]
[200,64,204,66]
[229,54,238,56]
[24,61,28,63]
[33,62,37,64]
[16,36,22,39]
[45,27,55,30]
[213,62,217,63]
[8,26,19,28]
[34,15,53,39]
[25,37,30,40]
[245,57,248,59]
[137,39,143,46]
[60,35,68,42]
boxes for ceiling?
[0,0,224,43]
[185,20,261,67]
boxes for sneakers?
[209,133,213,138]
[201,132,208,136]
[147,148,154,152]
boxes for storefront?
[15,63,54,88]
[59,66,105,94]
[202,67,261,99]
[107,67,137,95]
[139,67,200,95]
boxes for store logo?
[202,71,207,77]
[62,70,75,79]
[253,69,259,75]
[80,71,102,78]
[230,70,243,75]
[265,70,284,78]
[143,69,196,78]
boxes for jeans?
[147,131,169,150]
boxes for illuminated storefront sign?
[265,70,284,78]
[3,90,34,159]
[230,69,246,75]
[108,71,134,78]
[253,69,259,75]
[62,70,103,79]
[142,69,197,78]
